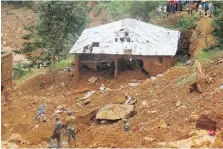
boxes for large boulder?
[96,104,135,120]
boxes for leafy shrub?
[176,15,199,30]
[23,33,33,40]
[13,62,31,80]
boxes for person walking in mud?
[49,117,62,148]
[65,111,77,147]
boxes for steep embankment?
[1,4,37,63]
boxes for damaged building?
[69,18,181,83]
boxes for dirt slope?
[1,4,37,63]
[2,55,223,148]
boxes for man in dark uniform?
[49,117,62,148]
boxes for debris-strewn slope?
[2,56,223,148]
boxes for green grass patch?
[196,48,223,64]
[52,57,73,69]
[176,15,199,30]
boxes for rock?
[189,114,199,122]
[2,141,18,148]
[96,104,135,120]
[128,83,140,87]
[165,130,216,148]
[79,91,96,100]
[196,115,217,130]
[88,76,98,83]
[143,137,155,143]
[148,110,157,114]
[83,98,91,105]
[141,101,148,107]
[4,124,9,127]
[57,105,65,111]
[99,84,105,92]
[55,110,63,114]
[176,100,182,107]
[8,133,23,143]
[61,82,65,88]
[151,119,167,130]
[21,140,31,145]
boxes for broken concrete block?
[88,76,98,83]
[96,104,135,120]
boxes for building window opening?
[125,32,129,36]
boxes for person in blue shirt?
[34,105,45,120]
[204,2,209,17]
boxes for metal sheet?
[70,18,181,56]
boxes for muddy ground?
[2,58,223,148]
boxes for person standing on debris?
[189,2,195,16]
[49,117,62,148]
[204,1,209,17]
[35,105,45,120]
[65,111,77,147]
[208,2,213,18]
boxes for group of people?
[49,111,77,148]
[166,0,214,18]
[35,108,77,148]
[186,1,213,17]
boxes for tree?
[212,12,223,47]
[212,2,223,47]
[128,1,160,21]
[36,1,88,63]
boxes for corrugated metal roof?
[69,18,181,56]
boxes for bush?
[52,57,73,69]
[13,62,31,80]
[23,33,33,40]
[176,15,199,30]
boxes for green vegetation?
[176,15,199,30]
[196,48,223,64]
[52,57,73,69]
[2,1,33,8]
[23,33,33,40]
[13,62,31,80]
[36,1,88,63]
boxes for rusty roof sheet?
[69,18,180,56]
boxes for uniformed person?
[49,117,62,148]
[65,111,77,147]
